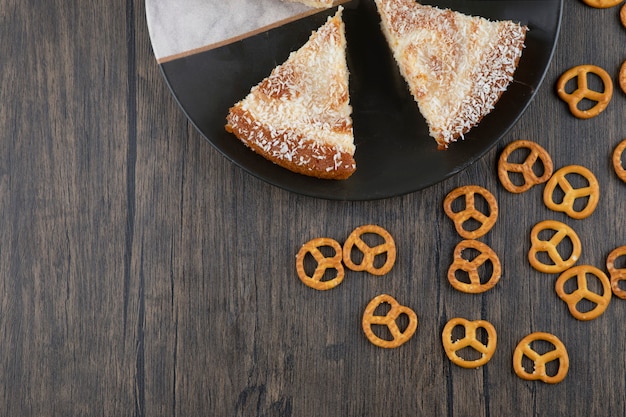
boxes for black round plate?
[150,0,563,200]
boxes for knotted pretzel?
[606,246,626,299]
[528,220,582,274]
[343,224,396,275]
[543,165,600,220]
[447,240,502,293]
[442,318,497,368]
[556,64,613,119]
[362,294,418,348]
[498,140,554,193]
[613,139,626,183]
[296,237,345,290]
[555,265,612,321]
[513,332,569,384]
[443,185,498,239]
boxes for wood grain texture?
[1,0,625,416]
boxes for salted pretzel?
[613,139,626,183]
[581,0,624,7]
[362,294,418,348]
[606,246,626,299]
[543,165,600,219]
[443,185,498,239]
[556,64,613,119]
[555,265,612,321]
[528,220,582,274]
[498,140,554,193]
[513,332,569,384]
[343,225,396,275]
[442,318,497,368]
[447,240,501,293]
[296,237,345,290]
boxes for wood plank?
[0,0,138,414]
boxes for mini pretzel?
[556,64,613,119]
[528,220,581,274]
[543,165,600,219]
[362,294,418,348]
[343,225,396,275]
[447,240,501,293]
[555,265,612,321]
[612,139,626,183]
[606,246,626,299]
[513,332,569,384]
[443,185,498,239]
[622,4,626,28]
[296,237,344,290]
[442,318,497,368]
[581,0,623,7]
[498,140,553,193]
[619,60,626,94]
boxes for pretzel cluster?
[498,140,622,319]
[494,132,626,383]
[443,185,501,296]
[440,137,623,382]
[296,225,419,349]
[296,224,397,290]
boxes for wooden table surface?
[2,0,626,416]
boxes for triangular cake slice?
[225,8,355,179]
[374,0,527,149]
[284,0,334,8]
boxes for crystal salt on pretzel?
[442,318,497,368]
[443,185,498,239]
[555,265,612,321]
[343,224,396,275]
[513,332,569,384]
[362,294,418,348]
[543,165,600,220]
[296,237,345,290]
[528,220,582,274]
[556,64,613,119]
[612,139,626,183]
[498,140,554,193]
[606,246,626,299]
[447,240,502,293]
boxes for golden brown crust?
[226,106,356,180]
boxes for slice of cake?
[284,0,334,8]
[225,8,355,179]
[374,0,527,149]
